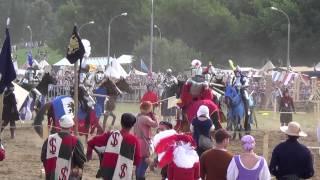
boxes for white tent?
[105,59,128,79]
[260,60,275,72]
[53,58,73,66]
[83,57,116,66]
[13,82,29,111]
[54,57,116,67]
[315,62,320,71]
[39,60,50,69]
[117,54,133,64]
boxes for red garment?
[78,109,103,136]
[141,91,159,105]
[87,129,141,179]
[134,113,158,157]
[186,99,220,123]
[43,133,78,179]
[178,83,214,109]
[200,88,214,101]
[178,83,193,108]
[0,147,5,161]
[167,162,200,180]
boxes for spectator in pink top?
[134,101,158,180]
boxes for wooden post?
[273,97,277,121]
[73,62,79,135]
[263,131,269,162]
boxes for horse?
[33,86,103,141]
[94,78,133,130]
[20,72,57,120]
[160,80,184,121]
[224,84,246,139]
[163,80,223,133]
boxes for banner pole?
[74,62,79,136]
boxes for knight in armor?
[94,66,105,86]
[162,69,178,88]
[202,61,215,75]
[232,65,250,130]
[178,60,213,109]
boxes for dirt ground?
[0,103,319,179]
[0,124,319,179]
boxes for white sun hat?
[60,114,75,128]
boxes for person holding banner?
[279,88,295,126]
[0,83,19,139]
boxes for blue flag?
[51,96,74,120]
[140,59,149,73]
[0,28,16,93]
[27,51,33,67]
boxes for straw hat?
[280,121,307,137]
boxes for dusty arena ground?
[0,103,319,179]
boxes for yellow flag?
[228,59,236,70]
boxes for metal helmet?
[95,72,105,83]
[97,65,104,72]
[166,68,172,74]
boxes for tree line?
[0,0,319,71]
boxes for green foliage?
[15,47,63,66]
[133,36,202,72]
[0,0,320,68]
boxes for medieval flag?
[51,96,74,120]
[27,51,33,67]
[0,28,16,94]
[140,59,149,73]
[66,26,85,64]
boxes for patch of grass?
[113,103,319,132]
[14,46,63,66]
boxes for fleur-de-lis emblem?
[67,102,75,114]
[67,34,80,55]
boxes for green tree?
[133,36,202,72]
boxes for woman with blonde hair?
[227,135,271,180]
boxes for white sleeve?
[190,124,194,132]
[259,158,271,180]
[227,157,238,180]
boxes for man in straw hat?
[41,114,86,179]
[269,121,314,179]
